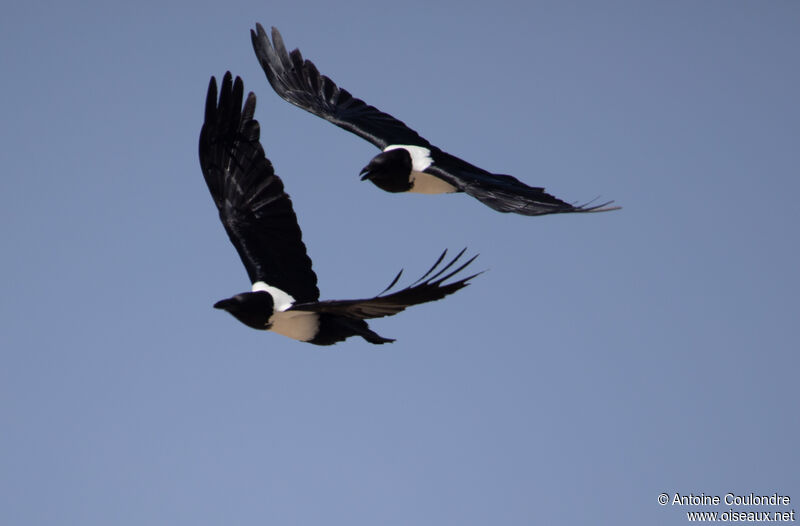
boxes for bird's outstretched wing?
[251,24,618,216]
[199,72,320,303]
[426,164,620,215]
[289,249,480,319]
[250,23,431,150]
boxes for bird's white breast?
[268,310,320,342]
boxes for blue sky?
[2,1,798,524]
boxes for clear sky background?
[2,1,798,525]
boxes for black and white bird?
[251,24,619,217]
[199,73,479,345]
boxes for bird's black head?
[359,149,413,193]
[213,291,275,330]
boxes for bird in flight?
[199,72,479,345]
[251,24,619,217]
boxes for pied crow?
[199,73,479,345]
[251,24,619,217]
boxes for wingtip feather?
[204,76,218,122]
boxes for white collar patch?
[384,144,433,172]
[252,281,295,312]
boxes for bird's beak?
[359,166,371,181]
[213,299,229,310]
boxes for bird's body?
[211,288,390,345]
[199,73,478,345]
[251,24,619,216]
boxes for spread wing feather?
[289,249,480,319]
[251,23,431,150]
[199,72,320,303]
[426,165,619,215]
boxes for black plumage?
[251,24,619,216]
[199,73,479,345]
[200,71,319,303]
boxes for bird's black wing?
[199,72,320,303]
[289,249,480,319]
[250,23,432,150]
[426,158,621,216]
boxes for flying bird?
[251,24,619,216]
[199,72,479,345]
